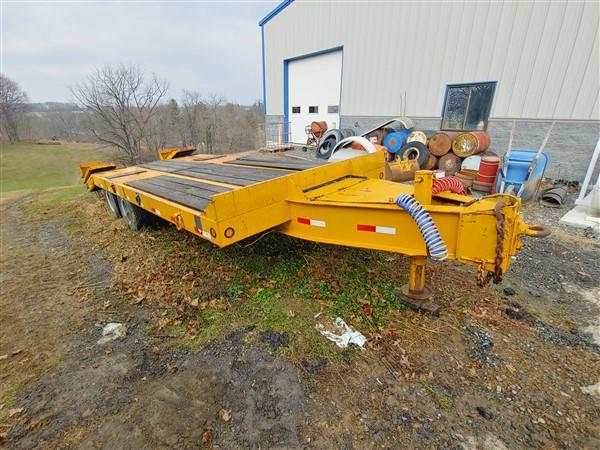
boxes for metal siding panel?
[420,1,444,117]
[493,1,534,117]
[522,1,567,118]
[555,1,599,119]
[450,2,475,83]
[571,33,600,119]
[537,1,585,118]
[590,92,599,121]
[263,0,599,120]
[426,1,454,118]
[507,1,550,117]
[487,1,517,117]
[463,1,488,79]
[475,1,502,80]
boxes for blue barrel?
[496,150,549,197]
[384,130,411,154]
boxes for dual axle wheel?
[102,190,158,231]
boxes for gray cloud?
[2,1,277,103]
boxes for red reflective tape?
[297,217,310,225]
[194,227,200,234]
[357,224,376,232]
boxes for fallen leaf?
[151,345,160,355]
[362,304,373,317]
[0,354,8,361]
[104,346,113,354]
[8,408,23,417]
[101,300,111,310]
[201,430,212,444]
[217,408,232,422]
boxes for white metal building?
[260,0,600,179]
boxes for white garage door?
[288,50,342,144]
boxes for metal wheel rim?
[105,191,119,216]
[319,137,335,155]
[119,198,134,228]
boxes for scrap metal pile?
[313,118,551,202]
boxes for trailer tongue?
[81,150,548,313]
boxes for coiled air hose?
[432,177,466,195]
[396,193,448,261]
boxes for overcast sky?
[1,1,278,104]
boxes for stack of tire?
[315,128,355,159]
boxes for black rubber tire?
[400,141,430,168]
[315,131,338,159]
[104,190,122,219]
[117,196,156,231]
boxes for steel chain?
[476,202,507,287]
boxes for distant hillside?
[28,102,80,112]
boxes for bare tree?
[0,74,29,143]
[70,64,168,164]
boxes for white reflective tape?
[202,230,211,240]
[375,226,396,235]
[310,219,326,228]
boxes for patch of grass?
[0,142,115,193]
[22,185,88,215]
[421,381,455,410]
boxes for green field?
[0,142,116,194]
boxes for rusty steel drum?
[428,131,460,156]
[310,121,328,139]
[406,130,428,146]
[452,131,490,158]
[476,155,500,184]
[365,127,395,145]
[456,170,476,189]
[422,154,438,170]
[472,180,494,193]
[438,153,462,176]
[387,159,419,182]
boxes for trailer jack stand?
[399,256,440,315]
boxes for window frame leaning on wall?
[441,81,497,132]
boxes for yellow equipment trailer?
[81,149,548,313]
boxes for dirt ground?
[1,190,599,449]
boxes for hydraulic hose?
[432,177,466,195]
[396,193,448,261]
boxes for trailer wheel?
[117,196,154,231]
[103,190,122,218]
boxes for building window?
[328,105,339,114]
[309,106,318,114]
[441,81,497,131]
[292,106,300,114]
